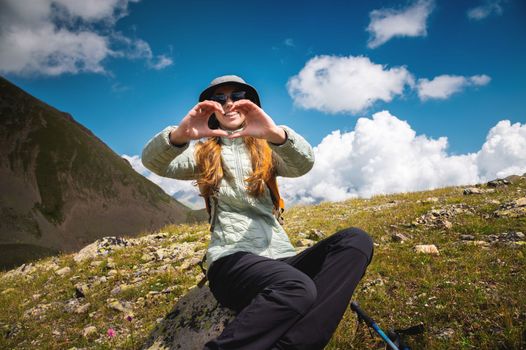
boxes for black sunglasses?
[209,91,247,105]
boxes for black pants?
[203,226,374,350]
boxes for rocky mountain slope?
[0,76,206,270]
[0,174,524,349]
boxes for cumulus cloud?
[277,111,526,206]
[417,74,491,100]
[287,55,414,114]
[125,114,526,208]
[476,120,526,179]
[367,0,435,48]
[122,153,204,210]
[0,0,172,76]
[467,0,504,20]
[288,55,491,112]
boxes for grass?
[0,179,525,349]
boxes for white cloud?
[367,0,434,49]
[122,153,204,210]
[0,0,172,76]
[288,55,491,111]
[278,111,526,205]
[149,55,173,70]
[287,55,414,114]
[467,0,503,20]
[417,74,491,100]
[476,120,526,179]
[284,38,295,47]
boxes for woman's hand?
[227,100,286,144]
[170,101,230,144]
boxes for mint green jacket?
[141,125,315,275]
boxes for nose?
[223,96,234,111]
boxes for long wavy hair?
[194,134,276,199]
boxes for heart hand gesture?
[227,100,286,144]
[170,101,230,144]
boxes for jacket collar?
[219,124,245,145]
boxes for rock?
[142,253,155,262]
[487,178,511,187]
[463,187,484,195]
[295,238,315,247]
[307,229,325,241]
[412,204,474,229]
[106,258,116,269]
[460,234,475,241]
[498,231,525,242]
[75,283,90,298]
[23,302,61,320]
[437,327,455,339]
[494,198,526,217]
[74,236,132,263]
[422,197,439,204]
[141,286,236,350]
[463,187,495,195]
[82,325,97,338]
[414,244,440,255]
[64,298,84,314]
[361,277,385,294]
[89,261,103,267]
[1,262,38,280]
[55,267,71,276]
[107,299,133,314]
[464,240,490,247]
[75,303,91,314]
[111,284,133,295]
[391,233,409,242]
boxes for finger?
[208,129,230,137]
[234,99,254,106]
[231,103,250,115]
[233,99,256,110]
[194,101,219,118]
[227,129,248,139]
[202,100,225,114]
[195,105,222,119]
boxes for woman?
[141,75,374,350]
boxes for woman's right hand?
[169,101,230,144]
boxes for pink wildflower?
[107,328,116,338]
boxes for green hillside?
[0,76,180,225]
[0,176,524,349]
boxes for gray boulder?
[141,285,236,350]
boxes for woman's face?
[212,85,246,131]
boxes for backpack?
[196,175,285,288]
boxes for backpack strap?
[197,253,208,288]
[266,174,285,224]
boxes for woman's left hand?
[227,100,286,144]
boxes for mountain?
[0,175,524,349]
[0,76,207,270]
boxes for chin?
[221,120,245,131]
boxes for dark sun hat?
[199,75,261,107]
[199,75,261,129]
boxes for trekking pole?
[350,301,400,350]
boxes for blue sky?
[2,0,526,207]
